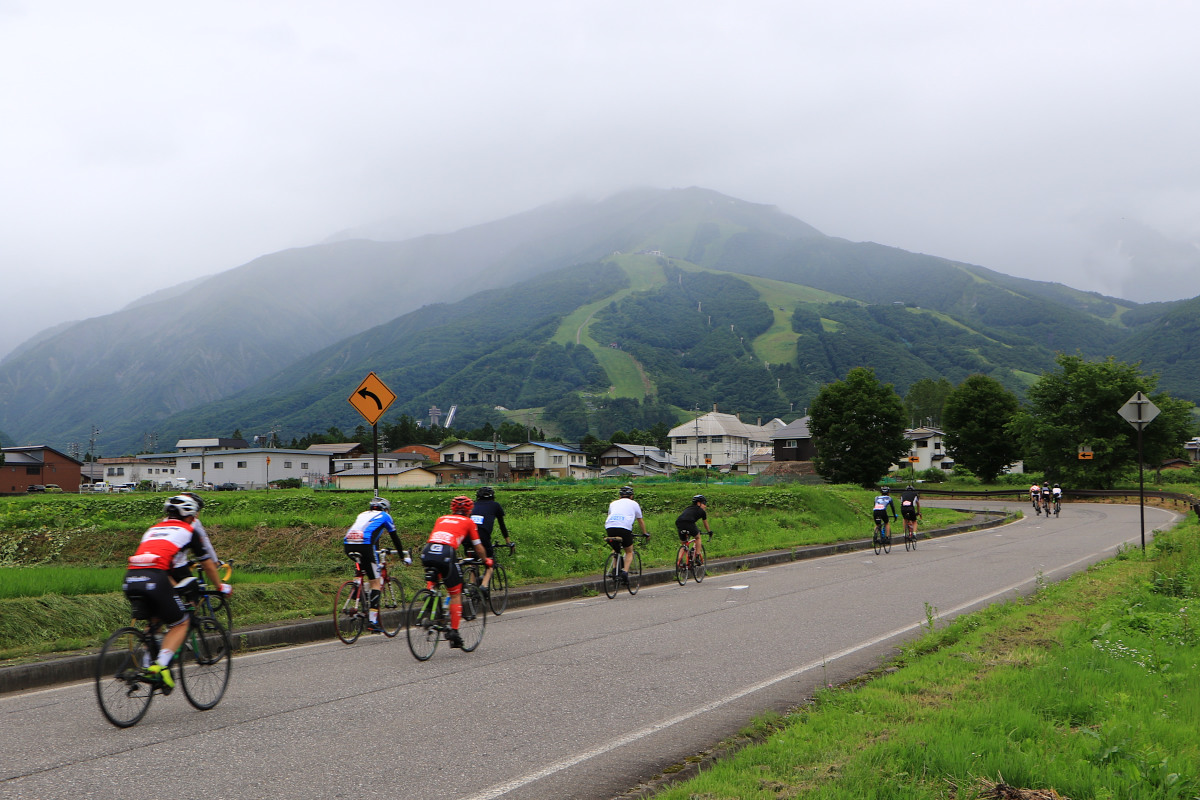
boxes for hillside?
[0,186,1195,455]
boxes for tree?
[809,367,910,488]
[1007,354,1196,489]
[942,374,1020,482]
[903,378,954,428]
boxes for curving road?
[0,501,1180,800]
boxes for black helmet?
[476,486,495,501]
[905,485,915,491]
[692,494,707,504]
[618,485,635,498]
[880,487,890,495]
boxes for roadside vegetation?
[0,483,969,661]
[652,511,1200,799]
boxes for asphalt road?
[0,501,1180,800]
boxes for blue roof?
[528,441,585,454]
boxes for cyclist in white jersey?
[604,485,648,584]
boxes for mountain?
[0,187,1194,455]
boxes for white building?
[168,448,323,489]
[667,411,784,471]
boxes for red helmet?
[450,495,474,515]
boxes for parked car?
[90,482,112,493]
[43,484,63,492]
[25,485,46,493]
[216,482,240,491]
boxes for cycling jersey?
[899,490,920,520]
[128,519,213,572]
[605,498,643,531]
[422,515,481,592]
[427,514,482,549]
[1030,484,1041,496]
[675,504,707,541]
[343,509,396,546]
[872,495,896,522]
[470,499,509,538]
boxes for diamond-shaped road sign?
[1117,391,1160,430]
[348,372,396,426]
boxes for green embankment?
[0,485,962,661]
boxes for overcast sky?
[4,1,1199,358]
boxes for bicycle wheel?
[627,551,642,595]
[334,579,365,644]
[379,576,406,638]
[692,549,706,583]
[872,527,882,555]
[95,626,155,728]
[205,591,234,633]
[459,584,487,652]
[904,525,914,552]
[603,552,620,599]
[487,563,509,615]
[882,529,892,554]
[179,616,232,711]
[405,589,440,661]
[674,546,688,586]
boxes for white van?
[90,481,112,493]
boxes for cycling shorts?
[606,526,633,550]
[873,509,893,524]
[901,507,918,521]
[122,569,189,627]
[464,529,495,559]
[420,543,463,591]
[677,524,701,543]
[344,542,380,580]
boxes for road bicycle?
[674,531,710,585]
[1031,494,1042,516]
[461,541,515,615]
[1052,495,1061,517]
[1041,494,1052,517]
[95,577,232,728]
[603,532,648,598]
[872,518,894,555]
[404,565,486,661]
[334,548,407,644]
[902,515,920,552]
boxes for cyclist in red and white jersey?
[122,494,230,690]
[420,496,491,648]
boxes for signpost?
[1118,391,1160,552]
[349,372,397,495]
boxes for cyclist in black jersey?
[675,495,712,560]
[467,486,511,591]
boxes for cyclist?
[1041,482,1052,515]
[421,495,491,649]
[872,487,898,542]
[899,484,921,538]
[1051,482,1063,513]
[1029,482,1042,515]
[675,494,712,562]
[605,485,648,584]
[122,494,231,692]
[343,496,407,634]
[468,486,512,594]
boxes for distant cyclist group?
[1030,482,1063,517]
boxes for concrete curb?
[0,509,1010,696]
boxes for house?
[437,440,515,481]
[1,445,83,494]
[771,416,816,462]
[331,453,420,474]
[392,444,438,462]
[508,441,594,480]
[896,427,951,473]
[175,437,250,453]
[426,460,492,485]
[1185,437,1200,463]
[667,410,784,471]
[306,442,369,459]
[597,444,677,472]
[332,464,439,490]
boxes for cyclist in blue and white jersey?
[872,487,898,541]
[343,497,407,633]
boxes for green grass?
[650,515,1200,799]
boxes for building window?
[237,461,247,469]
[711,436,722,443]
[469,453,478,462]
[552,455,563,464]
[443,455,453,462]
[301,462,308,469]
[696,436,707,444]
[916,440,928,448]
[213,462,224,469]
[191,462,200,470]
[107,467,116,476]
[675,437,688,445]
[514,454,534,470]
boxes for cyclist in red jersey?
[420,495,491,648]
[122,494,230,690]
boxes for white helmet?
[164,494,200,518]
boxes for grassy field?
[650,512,1200,799]
[0,483,968,661]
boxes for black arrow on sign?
[357,388,383,409]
